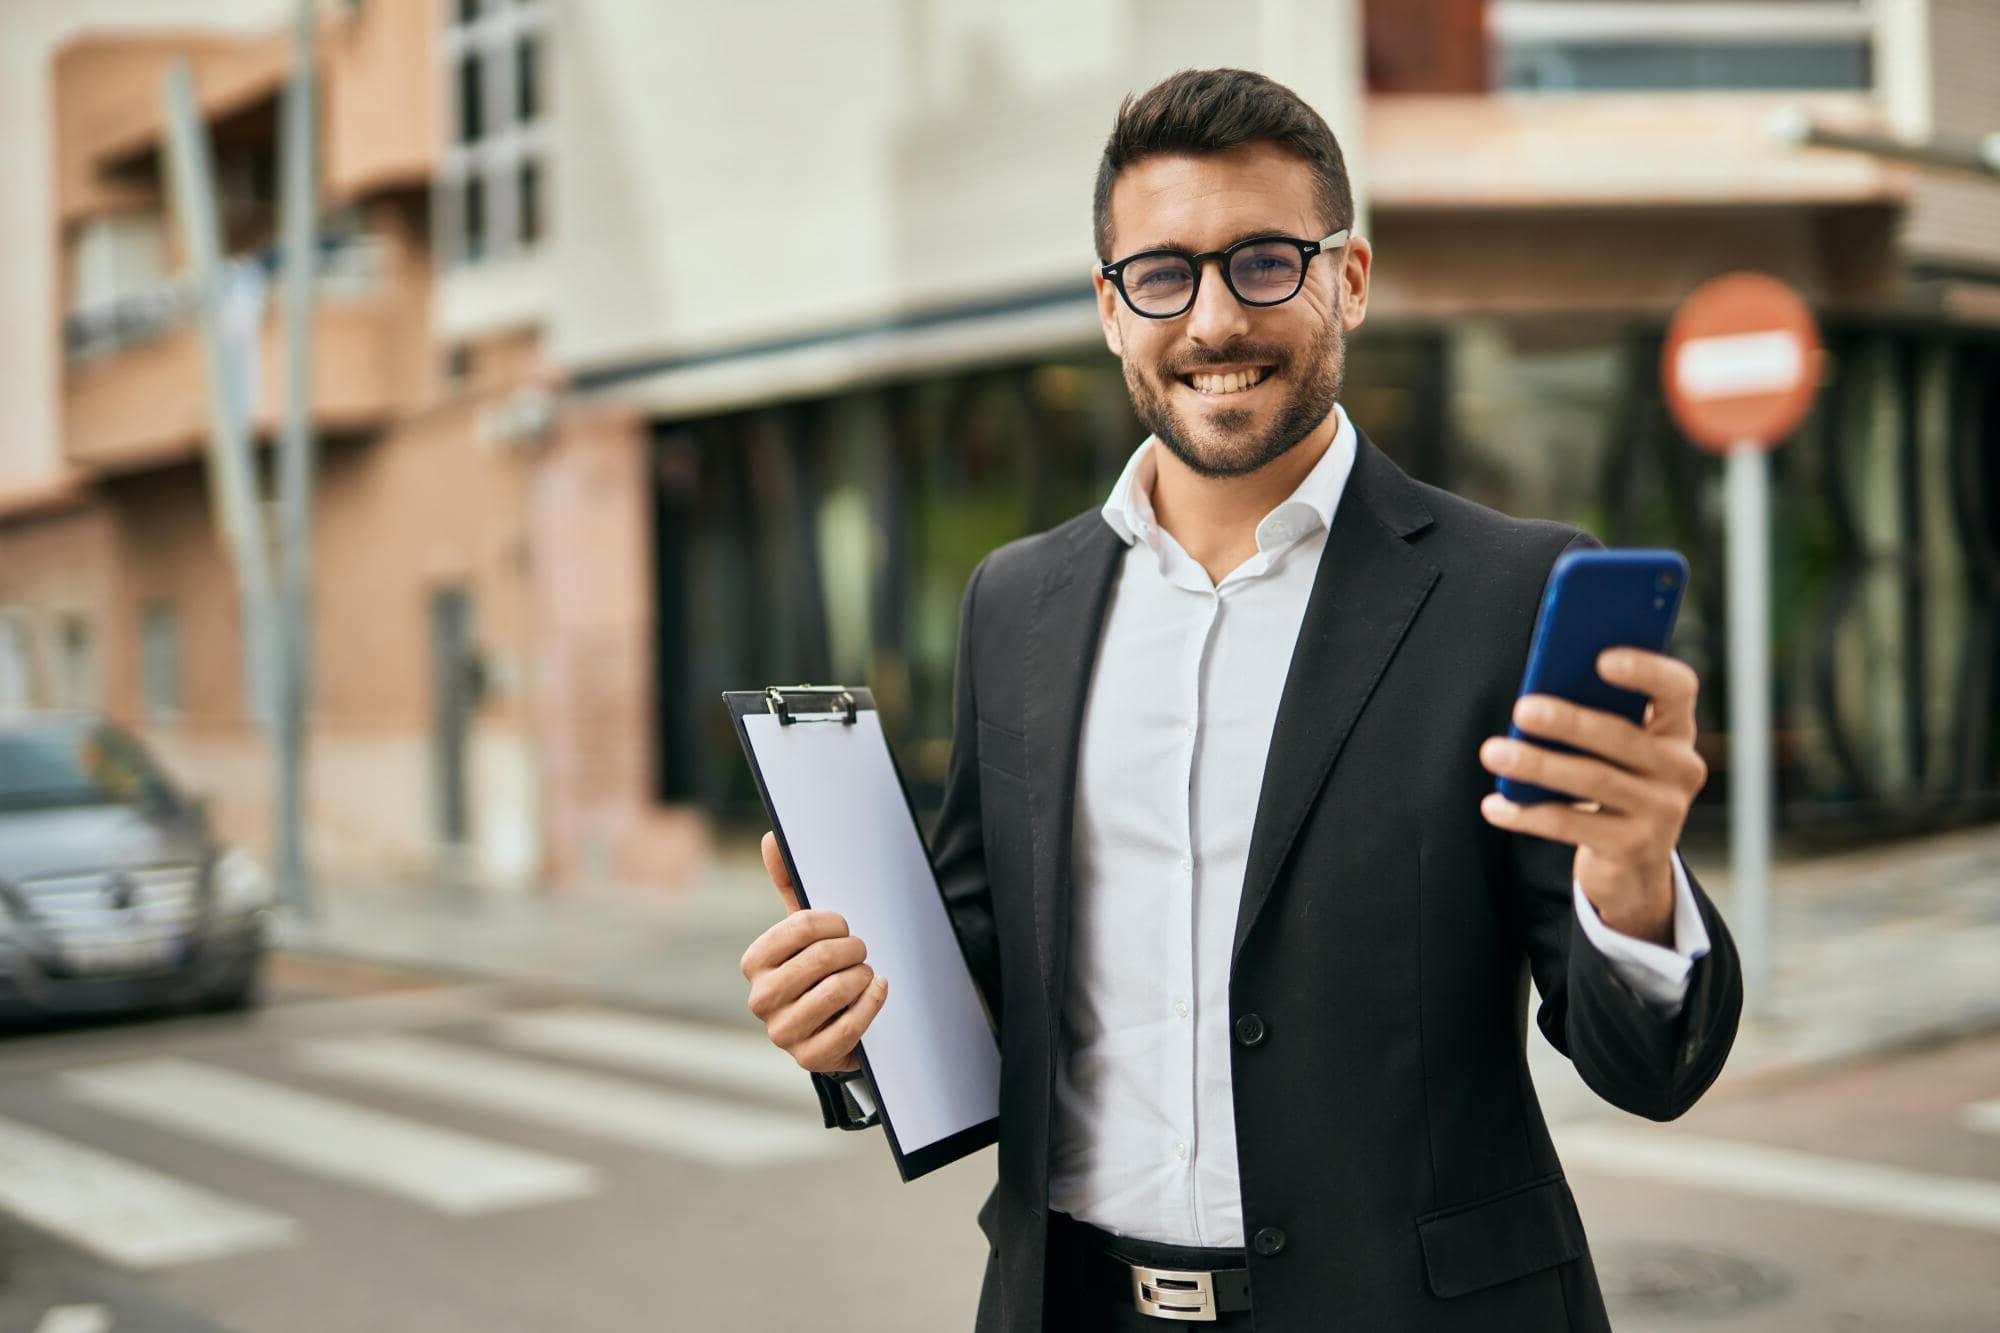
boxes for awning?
[570,288,1103,420]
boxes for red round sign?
[1661,273,1821,454]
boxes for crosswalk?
[0,1002,851,1271]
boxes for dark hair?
[1092,68,1354,262]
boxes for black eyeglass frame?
[1099,229,1351,319]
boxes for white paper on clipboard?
[742,711,1000,1162]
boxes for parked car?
[0,713,271,1021]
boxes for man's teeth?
[1186,368,1270,395]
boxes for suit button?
[1253,1226,1287,1256]
[1234,1013,1267,1047]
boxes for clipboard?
[723,685,1000,1181]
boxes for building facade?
[0,0,1993,899]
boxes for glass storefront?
[652,318,2000,835]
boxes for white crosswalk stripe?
[34,1306,113,1333]
[291,1032,845,1169]
[0,1112,300,1268]
[1558,1122,2000,1234]
[60,1058,598,1216]
[1960,1098,2000,1135]
[0,1007,845,1269]
[489,1005,816,1107]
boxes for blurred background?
[0,1,1995,1330]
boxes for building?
[0,0,1993,900]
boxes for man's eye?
[1133,268,1190,290]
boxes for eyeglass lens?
[1121,241,1307,316]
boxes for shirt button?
[1179,857,1192,874]
[1234,1013,1268,1047]
[1253,1226,1287,1256]
[1174,999,1189,1018]
[1174,1140,1189,1161]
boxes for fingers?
[1508,691,1709,796]
[1479,737,1661,816]
[738,908,848,981]
[1480,791,1642,857]
[748,933,868,1017]
[1595,649,1699,739]
[761,831,801,913]
[1512,695,1652,773]
[769,961,877,1051]
[792,975,889,1075]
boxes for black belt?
[1053,1212,1253,1322]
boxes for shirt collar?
[1099,401,1356,551]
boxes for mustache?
[1169,345,1289,374]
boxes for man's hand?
[740,831,888,1074]
[1476,649,1708,946]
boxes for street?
[0,953,1995,1332]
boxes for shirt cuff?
[1572,850,1711,1015]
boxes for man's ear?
[1092,268,1124,358]
[1337,234,1373,333]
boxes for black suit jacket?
[821,431,1742,1330]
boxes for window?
[0,614,32,714]
[1492,1,1873,93]
[56,615,96,710]
[652,362,1131,815]
[438,0,550,266]
[140,603,181,723]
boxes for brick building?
[0,0,1994,900]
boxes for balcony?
[62,236,408,473]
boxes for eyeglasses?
[1100,230,1349,319]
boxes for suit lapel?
[1023,516,1124,1014]
[1232,435,1441,970]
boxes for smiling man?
[741,68,1742,1330]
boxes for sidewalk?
[275,821,2000,1119]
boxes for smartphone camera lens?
[1657,571,1679,591]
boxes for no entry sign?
[1662,273,1821,454]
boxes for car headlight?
[212,848,274,915]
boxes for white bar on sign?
[60,1058,597,1216]
[1675,329,1803,400]
[0,1112,301,1268]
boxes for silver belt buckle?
[1130,1263,1218,1321]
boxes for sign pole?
[1724,443,1774,1018]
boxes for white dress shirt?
[1044,402,1709,1248]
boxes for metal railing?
[64,232,389,365]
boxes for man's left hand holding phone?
[1475,583,1711,950]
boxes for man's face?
[1094,143,1371,478]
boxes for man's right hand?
[740,831,889,1075]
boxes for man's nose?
[1183,257,1252,346]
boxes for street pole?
[161,65,279,740]
[1726,444,1774,1018]
[275,0,319,918]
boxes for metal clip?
[764,685,858,726]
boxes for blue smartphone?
[1496,548,1688,806]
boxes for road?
[0,954,1994,1331]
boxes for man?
[740,68,1740,1330]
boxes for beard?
[1123,316,1346,479]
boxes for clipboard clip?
[765,684,858,726]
